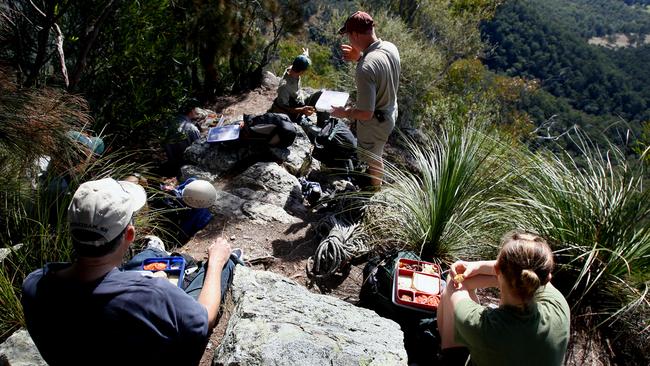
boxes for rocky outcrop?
[184,138,250,178]
[0,329,46,366]
[0,244,22,264]
[213,267,408,366]
[210,162,305,224]
[261,71,281,90]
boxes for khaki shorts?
[356,117,395,163]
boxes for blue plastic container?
[141,257,186,288]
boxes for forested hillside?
[481,0,650,151]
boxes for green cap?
[292,55,311,72]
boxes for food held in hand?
[454,273,465,284]
[143,262,167,271]
[397,275,413,289]
[413,273,440,294]
[414,294,440,307]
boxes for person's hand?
[299,106,316,116]
[340,44,361,62]
[207,237,231,267]
[449,261,481,288]
[330,106,348,118]
[302,48,309,58]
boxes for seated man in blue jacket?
[22,178,236,365]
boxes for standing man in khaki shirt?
[331,11,401,188]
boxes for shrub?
[499,130,650,323]
[364,109,511,262]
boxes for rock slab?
[213,267,408,366]
[0,329,46,366]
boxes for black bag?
[359,250,421,315]
[241,113,297,148]
[359,250,442,364]
[312,118,357,168]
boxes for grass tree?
[499,130,650,323]
[364,109,512,263]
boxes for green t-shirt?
[275,68,306,107]
[454,284,570,366]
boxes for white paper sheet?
[315,90,349,112]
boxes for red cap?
[338,11,374,35]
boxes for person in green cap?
[269,48,322,122]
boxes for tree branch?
[53,23,68,86]
[69,0,117,89]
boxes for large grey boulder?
[0,329,46,366]
[230,162,305,216]
[212,190,299,224]
[262,71,281,90]
[213,267,407,366]
[180,165,219,183]
[209,163,305,224]
[184,138,245,177]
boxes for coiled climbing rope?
[306,216,369,284]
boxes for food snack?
[453,273,465,284]
[413,273,439,294]
[422,264,437,275]
[168,274,180,286]
[143,262,167,271]
[397,275,413,289]
[400,294,412,302]
[414,294,440,306]
[398,262,422,271]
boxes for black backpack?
[312,118,357,168]
[241,113,297,148]
[359,250,443,364]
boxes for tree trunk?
[25,3,55,87]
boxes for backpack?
[359,250,443,364]
[312,118,357,168]
[359,250,421,315]
[240,113,297,148]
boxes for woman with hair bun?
[437,231,570,365]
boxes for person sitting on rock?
[163,97,202,177]
[437,231,570,365]
[269,48,323,123]
[21,178,237,365]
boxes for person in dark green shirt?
[437,231,571,366]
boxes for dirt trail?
[173,85,365,365]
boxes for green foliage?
[372,11,445,128]
[364,107,510,262]
[519,0,650,38]
[1,0,306,161]
[272,38,342,90]
[498,130,650,321]
[374,0,502,62]
[0,267,23,341]
[481,0,650,123]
